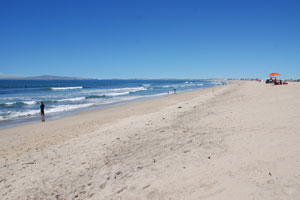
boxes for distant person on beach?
[173,88,176,94]
[40,102,45,122]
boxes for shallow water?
[0,79,224,128]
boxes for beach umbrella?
[268,72,280,77]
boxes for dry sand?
[1,81,300,200]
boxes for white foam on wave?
[1,101,36,106]
[51,86,83,90]
[3,110,41,120]
[162,82,203,88]
[161,84,183,88]
[81,87,147,94]
[46,103,94,113]
[4,102,16,106]
[23,101,36,105]
[109,87,147,92]
[0,103,94,121]
[94,93,167,106]
[212,81,223,85]
[57,97,85,102]
[105,91,130,97]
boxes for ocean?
[0,79,224,129]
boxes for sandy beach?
[1,81,300,200]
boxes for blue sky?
[0,0,299,79]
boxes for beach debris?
[183,166,186,169]
[116,171,122,175]
[269,172,272,176]
[116,186,127,194]
[162,118,165,120]
[178,106,182,109]
[23,160,36,165]
[116,137,120,140]
[100,182,107,189]
[143,184,151,189]
[187,139,193,144]
[208,156,211,159]
[137,166,143,169]
[153,159,156,163]
[114,171,122,179]
[184,150,191,153]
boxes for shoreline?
[1,81,300,199]
[0,83,221,130]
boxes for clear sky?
[0,0,299,79]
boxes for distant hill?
[0,75,97,80]
[0,74,26,79]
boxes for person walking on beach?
[40,102,45,122]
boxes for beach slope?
[1,81,300,199]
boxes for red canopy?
[268,72,280,77]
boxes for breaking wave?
[51,86,83,90]
[0,103,95,121]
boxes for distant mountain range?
[0,74,97,80]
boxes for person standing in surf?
[40,102,45,122]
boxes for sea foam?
[56,97,85,102]
[51,86,83,90]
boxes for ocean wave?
[82,87,147,94]
[161,84,181,88]
[46,103,94,113]
[94,93,167,106]
[85,91,129,99]
[0,101,37,106]
[85,95,106,99]
[1,110,41,120]
[0,103,95,121]
[109,87,147,92]
[23,101,37,105]
[51,86,83,90]
[105,91,130,97]
[212,81,225,85]
[1,102,16,106]
[161,82,203,88]
[56,97,85,102]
